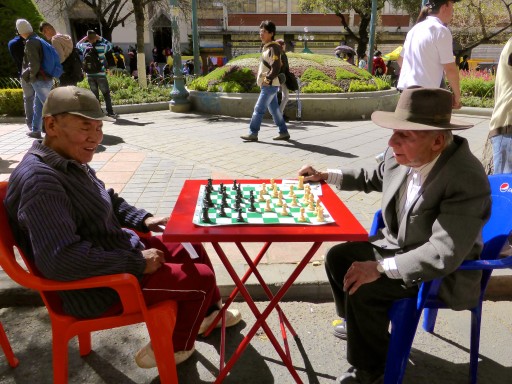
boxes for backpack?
[31,36,63,78]
[82,45,103,74]
[61,48,84,82]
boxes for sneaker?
[199,308,242,335]
[26,131,42,139]
[273,133,291,140]
[240,133,258,142]
[107,113,119,119]
[135,342,195,368]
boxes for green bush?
[460,95,495,108]
[335,68,360,80]
[0,89,24,115]
[301,68,332,83]
[302,80,342,93]
[373,77,390,91]
[348,80,378,92]
[460,77,494,98]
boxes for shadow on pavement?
[0,159,18,175]
[177,320,274,383]
[96,134,125,153]
[84,351,139,384]
[113,118,154,127]
[265,139,358,158]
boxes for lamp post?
[297,27,314,54]
[191,0,201,75]
[169,0,191,112]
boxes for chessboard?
[192,179,335,226]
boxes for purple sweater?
[4,141,150,318]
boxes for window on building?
[227,0,256,13]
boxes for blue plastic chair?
[371,174,512,384]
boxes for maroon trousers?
[140,237,220,351]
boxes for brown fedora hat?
[371,87,473,131]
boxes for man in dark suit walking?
[299,87,491,384]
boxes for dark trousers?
[87,75,114,115]
[325,242,418,373]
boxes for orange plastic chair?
[0,321,19,368]
[0,182,178,384]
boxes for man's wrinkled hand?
[142,248,165,274]
[144,216,168,232]
[343,261,381,295]
[298,164,326,183]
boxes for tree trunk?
[132,0,147,88]
[357,15,371,58]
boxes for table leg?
[211,242,304,384]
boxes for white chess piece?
[297,176,304,190]
[264,199,273,212]
[298,207,307,222]
[291,195,298,207]
[272,184,278,198]
[258,189,265,202]
[316,207,325,222]
[281,203,289,216]
[289,185,295,197]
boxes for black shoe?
[337,367,383,384]
[333,322,347,340]
[26,131,42,139]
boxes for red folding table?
[163,179,367,383]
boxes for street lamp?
[297,27,314,54]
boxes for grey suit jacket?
[338,136,491,310]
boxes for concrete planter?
[188,89,400,121]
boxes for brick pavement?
[0,110,494,297]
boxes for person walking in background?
[397,0,462,108]
[459,54,470,71]
[77,30,118,118]
[489,36,512,174]
[240,20,290,142]
[358,54,368,70]
[8,30,34,131]
[276,39,290,122]
[17,19,54,139]
[372,50,386,76]
[39,22,80,86]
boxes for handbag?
[285,71,299,91]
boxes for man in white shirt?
[397,0,462,109]
[298,87,490,384]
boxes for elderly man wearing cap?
[4,86,241,368]
[397,0,462,109]
[298,87,490,384]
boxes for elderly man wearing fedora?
[298,87,491,384]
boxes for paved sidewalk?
[1,109,512,383]
[0,109,508,302]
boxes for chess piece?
[272,184,278,198]
[205,193,214,207]
[219,183,224,193]
[308,200,315,211]
[202,207,211,223]
[316,207,325,222]
[258,189,265,202]
[264,199,273,212]
[221,194,229,208]
[261,183,267,194]
[291,195,298,207]
[302,190,309,204]
[276,194,283,207]
[297,175,304,190]
[218,205,227,217]
[248,199,257,212]
[207,178,213,189]
[281,203,289,216]
[232,180,238,191]
[270,178,275,186]
[289,185,295,197]
[298,207,307,222]
[236,208,245,222]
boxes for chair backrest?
[0,182,63,312]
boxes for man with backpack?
[39,22,83,86]
[17,19,58,139]
[77,30,118,118]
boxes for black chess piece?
[219,183,224,193]
[207,178,213,188]
[232,180,238,191]
[204,193,214,208]
[249,190,254,198]
[218,205,227,217]
[237,188,243,200]
[234,198,241,210]
[248,199,257,212]
[205,184,212,194]
[221,194,229,208]
[202,206,211,223]
[236,208,245,222]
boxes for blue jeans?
[21,78,34,130]
[87,75,114,115]
[491,133,512,174]
[31,79,54,133]
[249,85,288,135]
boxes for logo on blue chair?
[499,182,512,193]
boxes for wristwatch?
[376,260,385,274]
